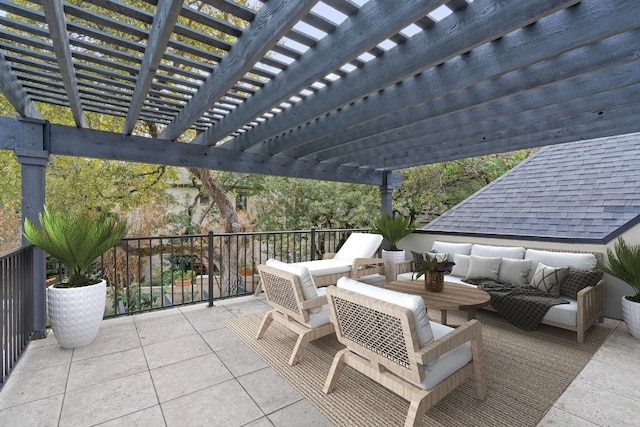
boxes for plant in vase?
[598,237,640,338]
[413,253,455,292]
[23,206,127,349]
[371,213,416,269]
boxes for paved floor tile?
[216,342,268,377]
[201,326,245,351]
[67,347,148,391]
[267,399,334,427]
[537,406,598,426]
[136,317,198,346]
[238,367,302,415]
[0,363,68,410]
[72,329,141,361]
[13,344,72,375]
[95,405,166,426]
[142,334,212,369]
[0,394,63,427]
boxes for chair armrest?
[577,279,604,299]
[300,294,328,310]
[395,260,414,275]
[416,319,482,365]
[352,257,387,268]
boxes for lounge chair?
[256,260,335,365]
[324,277,486,427]
[254,232,386,295]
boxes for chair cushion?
[431,241,472,264]
[498,258,533,286]
[560,267,603,299]
[265,259,322,313]
[337,277,434,347]
[530,263,568,297]
[450,253,471,278]
[294,259,352,276]
[524,249,597,282]
[334,233,383,261]
[466,255,501,281]
[471,244,525,260]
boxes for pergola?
[1,0,639,214]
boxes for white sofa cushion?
[499,258,533,286]
[337,277,434,347]
[543,298,578,327]
[294,258,352,276]
[431,241,472,264]
[530,263,568,297]
[466,255,501,281]
[450,253,471,278]
[304,288,331,327]
[524,249,597,282]
[334,233,383,261]
[266,259,322,314]
[471,244,525,260]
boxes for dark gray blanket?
[464,278,570,331]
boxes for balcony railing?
[1,245,34,389]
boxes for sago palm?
[599,237,640,303]
[24,206,127,287]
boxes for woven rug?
[224,311,613,427]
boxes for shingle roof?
[422,133,640,243]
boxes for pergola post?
[15,118,49,339]
[379,171,394,217]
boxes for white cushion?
[466,255,501,281]
[294,258,352,276]
[334,233,383,261]
[524,249,597,282]
[471,244,525,260]
[498,258,533,286]
[450,253,471,278]
[543,298,578,327]
[265,259,322,314]
[337,277,434,347]
[431,241,472,264]
[414,322,472,390]
[304,304,332,328]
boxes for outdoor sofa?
[397,241,605,342]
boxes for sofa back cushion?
[524,249,597,282]
[471,244,525,260]
[450,253,471,278]
[499,258,533,286]
[265,259,320,313]
[334,232,383,261]
[466,255,501,281]
[431,241,472,264]
[337,277,434,347]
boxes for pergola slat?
[0,51,42,119]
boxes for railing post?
[207,231,214,307]
[310,227,316,261]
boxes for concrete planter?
[382,249,406,281]
[621,296,640,339]
[47,279,107,349]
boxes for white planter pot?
[47,279,107,349]
[621,296,640,339]
[382,249,406,265]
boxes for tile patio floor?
[0,294,638,426]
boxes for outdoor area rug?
[224,310,613,427]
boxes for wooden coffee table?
[386,280,491,325]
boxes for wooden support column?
[15,118,49,339]
[379,171,397,216]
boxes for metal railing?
[45,228,369,317]
[1,245,34,390]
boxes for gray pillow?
[466,255,501,281]
[450,253,470,277]
[530,263,568,297]
[498,258,533,286]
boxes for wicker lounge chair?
[254,233,386,295]
[324,277,486,427]
[256,260,335,365]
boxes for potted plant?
[413,255,455,292]
[598,237,640,338]
[371,213,416,266]
[23,206,127,348]
[173,269,195,287]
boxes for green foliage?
[371,213,415,251]
[23,206,127,287]
[599,237,640,302]
[413,256,455,279]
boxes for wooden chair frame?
[256,264,335,365]
[324,285,486,427]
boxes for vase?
[424,272,444,292]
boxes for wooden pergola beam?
[0,51,42,119]
[122,0,182,135]
[41,0,85,127]
[159,0,317,141]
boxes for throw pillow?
[560,267,603,299]
[466,255,501,281]
[450,253,470,277]
[426,252,448,262]
[411,250,427,271]
[498,258,533,286]
[530,263,568,297]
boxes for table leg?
[467,309,477,320]
[440,310,447,325]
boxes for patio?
[0,293,638,427]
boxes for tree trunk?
[188,167,244,296]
